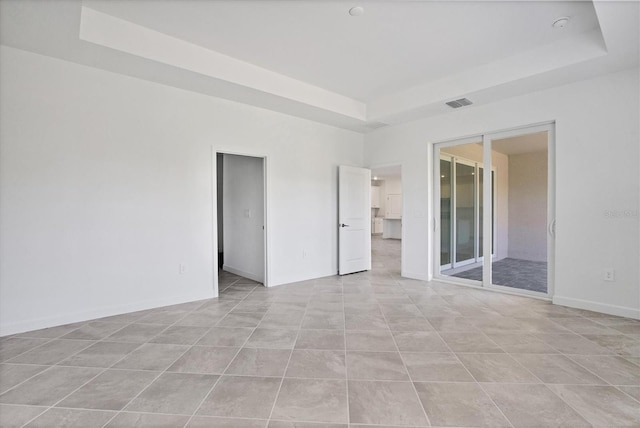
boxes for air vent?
[446,98,473,109]
[365,121,389,130]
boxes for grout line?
[183,282,269,428]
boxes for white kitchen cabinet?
[372,217,383,234]
[371,186,381,208]
[385,194,402,218]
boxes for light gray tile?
[0,404,47,428]
[483,383,591,427]
[57,369,158,410]
[295,330,345,350]
[569,355,640,385]
[7,339,92,365]
[197,375,280,419]
[58,341,140,368]
[60,322,127,340]
[385,316,434,331]
[225,347,291,377]
[536,333,614,355]
[346,330,397,352]
[583,334,640,357]
[486,333,559,354]
[392,331,449,352]
[0,366,101,406]
[0,338,50,362]
[217,312,264,328]
[168,346,239,374]
[107,324,167,343]
[285,349,346,379]
[272,378,347,423]
[512,353,606,385]
[113,343,189,371]
[24,408,115,428]
[197,327,254,347]
[125,372,218,415]
[105,412,190,427]
[302,312,345,329]
[188,416,267,427]
[245,328,298,349]
[348,380,428,426]
[0,364,48,394]
[440,332,504,353]
[346,351,409,381]
[414,382,509,427]
[149,325,210,345]
[548,384,640,427]
[402,352,474,382]
[457,353,540,383]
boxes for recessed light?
[552,16,570,28]
[373,176,378,180]
[349,6,364,16]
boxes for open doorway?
[371,165,402,277]
[215,153,266,294]
[434,124,554,297]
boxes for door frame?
[369,162,405,277]
[432,122,556,299]
[211,147,269,297]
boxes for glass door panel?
[455,162,475,264]
[489,132,549,294]
[438,141,483,284]
[440,159,452,267]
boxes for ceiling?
[492,132,549,156]
[1,1,638,133]
[372,165,401,180]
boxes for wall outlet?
[603,268,615,282]
[302,249,307,259]
[179,263,187,274]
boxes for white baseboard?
[553,295,640,320]
[222,264,263,283]
[0,291,215,337]
[401,270,430,281]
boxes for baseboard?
[553,295,640,320]
[0,291,215,337]
[401,270,430,281]
[222,264,262,283]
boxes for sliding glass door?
[434,124,555,297]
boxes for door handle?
[548,219,556,237]
[340,223,350,228]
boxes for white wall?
[222,154,264,283]
[0,46,363,335]
[508,151,548,262]
[365,67,640,319]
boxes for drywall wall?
[217,153,224,252]
[222,154,264,282]
[440,144,509,260]
[365,67,640,318]
[0,46,363,335]
[508,151,548,262]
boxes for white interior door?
[338,165,371,275]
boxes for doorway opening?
[215,152,266,295]
[434,124,554,297]
[371,165,402,277]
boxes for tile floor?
[447,258,548,293]
[1,237,639,427]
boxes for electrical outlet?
[302,249,307,259]
[603,268,615,282]
[179,263,187,274]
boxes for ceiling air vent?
[446,98,473,109]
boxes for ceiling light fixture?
[373,176,378,180]
[552,16,570,28]
[349,6,364,16]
